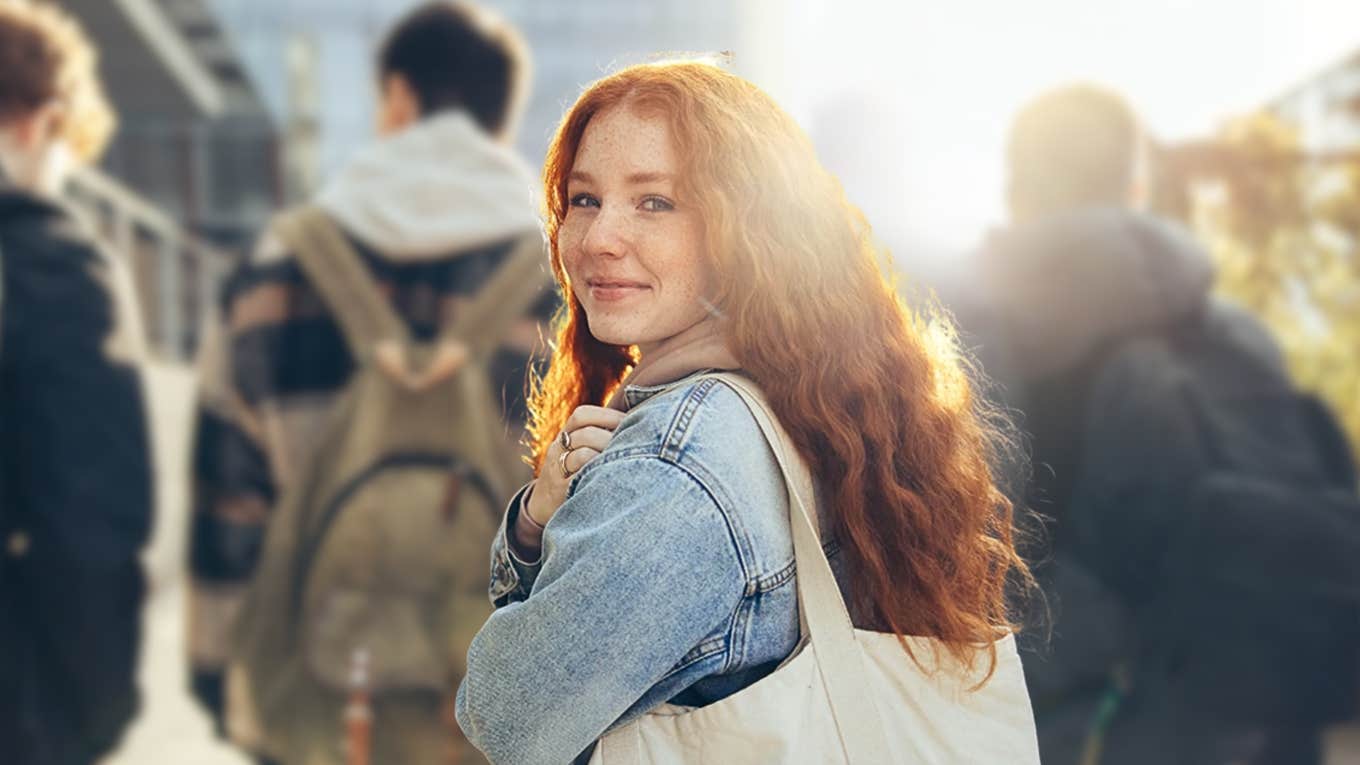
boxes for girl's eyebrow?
[625,172,674,184]
[567,170,674,185]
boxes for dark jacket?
[962,208,1327,765]
[960,208,1224,527]
[0,177,154,764]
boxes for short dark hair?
[1006,84,1139,219]
[377,1,528,137]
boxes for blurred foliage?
[1156,112,1360,460]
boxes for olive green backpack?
[231,206,546,763]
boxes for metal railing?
[66,166,237,363]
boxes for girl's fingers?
[564,426,614,453]
[565,405,626,433]
[564,447,601,475]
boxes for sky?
[785,0,1360,250]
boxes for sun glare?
[787,0,1360,250]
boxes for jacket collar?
[617,368,733,410]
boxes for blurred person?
[0,2,154,763]
[187,2,550,762]
[454,60,1041,764]
[960,84,1360,764]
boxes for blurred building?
[58,0,284,358]
[66,0,282,250]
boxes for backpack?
[1068,302,1360,757]
[229,207,547,762]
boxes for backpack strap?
[437,231,549,361]
[271,206,409,361]
[273,206,547,388]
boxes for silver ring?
[559,429,572,451]
[558,448,574,480]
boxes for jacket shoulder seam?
[570,450,756,589]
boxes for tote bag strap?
[599,373,892,763]
[707,373,891,761]
[707,375,853,636]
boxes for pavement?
[103,362,248,765]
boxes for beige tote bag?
[592,374,1041,764]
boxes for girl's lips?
[587,280,650,302]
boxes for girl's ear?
[13,101,66,151]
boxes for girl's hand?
[525,405,625,526]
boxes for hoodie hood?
[315,111,539,260]
[968,207,1215,381]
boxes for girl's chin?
[584,321,642,348]
[586,324,669,350]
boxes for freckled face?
[559,106,713,355]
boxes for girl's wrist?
[521,483,546,529]
[512,483,545,555]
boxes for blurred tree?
[1156,112,1360,462]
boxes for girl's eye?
[570,193,600,209]
[640,196,674,212]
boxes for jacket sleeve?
[487,483,544,607]
[0,236,153,755]
[185,266,279,726]
[455,454,746,765]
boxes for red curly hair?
[528,60,1031,674]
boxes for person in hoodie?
[0,3,154,763]
[962,85,1347,765]
[186,1,550,752]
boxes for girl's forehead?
[573,107,677,174]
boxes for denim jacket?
[454,373,842,764]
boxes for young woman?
[455,60,1033,764]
